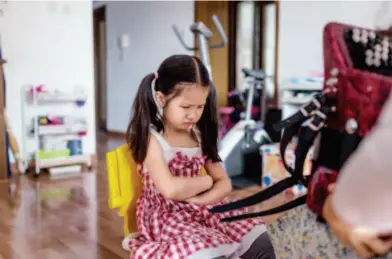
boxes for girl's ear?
[156,91,166,109]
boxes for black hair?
[126,54,221,164]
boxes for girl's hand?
[187,161,232,206]
[186,175,214,205]
[186,177,230,206]
[323,184,392,258]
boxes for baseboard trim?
[106,130,126,138]
[10,153,99,175]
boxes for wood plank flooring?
[0,132,292,259]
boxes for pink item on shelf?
[332,96,392,235]
[228,91,236,97]
[219,107,234,115]
[78,131,87,136]
[47,116,63,125]
[28,84,46,97]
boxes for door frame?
[93,5,107,131]
[0,59,7,179]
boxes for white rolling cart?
[280,77,323,119]
[21,85,92,177]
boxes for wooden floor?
[0,132,291,259]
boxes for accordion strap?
[209,94,333,220]
[275,94,326,178]
[220,195,307,222]
[295,105,332,186]
[209,177,299,214]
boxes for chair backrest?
[107,143,209,237]
[106,144,142,236]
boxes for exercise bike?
[223,80,264,135]
[173,16,272,187]
[219,68,272,187]
[172,15,227,79]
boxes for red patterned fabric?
[126,152,265,259]
[306,166,338,216]
[322,22,392,136]
[306,22,392,215]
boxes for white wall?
[94,1,195,132]
[278,1,392,81]
[0,1,96,159]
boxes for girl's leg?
[241,232,276,259]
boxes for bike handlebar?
[172,15,227,51]
[209,15,228,48]
[172,24,196,51]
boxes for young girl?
[123,54,275,259]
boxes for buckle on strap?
[307,105,330,131]
[308,117,326,131]
[299,95,324,116]
[274,95,326,131]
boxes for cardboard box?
[260,142,313,196]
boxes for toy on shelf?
[28,115,88,136]
[26,84,87,106]
[21,84,92,177]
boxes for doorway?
[228,1,278,102]
[93,5,107,131]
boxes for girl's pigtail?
[197,82,221,163]
[126,73,162,163]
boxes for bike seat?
[242,68,266,80]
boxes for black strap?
[340,132,358,168]
[208,125,315,214]
[209,177,297,213]
[293,105,331,186]
[273,94,324,132]
[279,126,301,175]
[276,94,326,175]
[219,195,307,222]
[209,96,332,221]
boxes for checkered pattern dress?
[123,128,266,259]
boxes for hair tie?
[151,72,163,117]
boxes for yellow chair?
[107,144,142,236]
[106,143,207,237]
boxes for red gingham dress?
[124,129,266,259]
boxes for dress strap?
[149,127,170,150]
[191,127,202,146]
[149,125,201,149]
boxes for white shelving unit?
[280,77,323,119]
[21,85,92,177]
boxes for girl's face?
[157,84,209,131]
